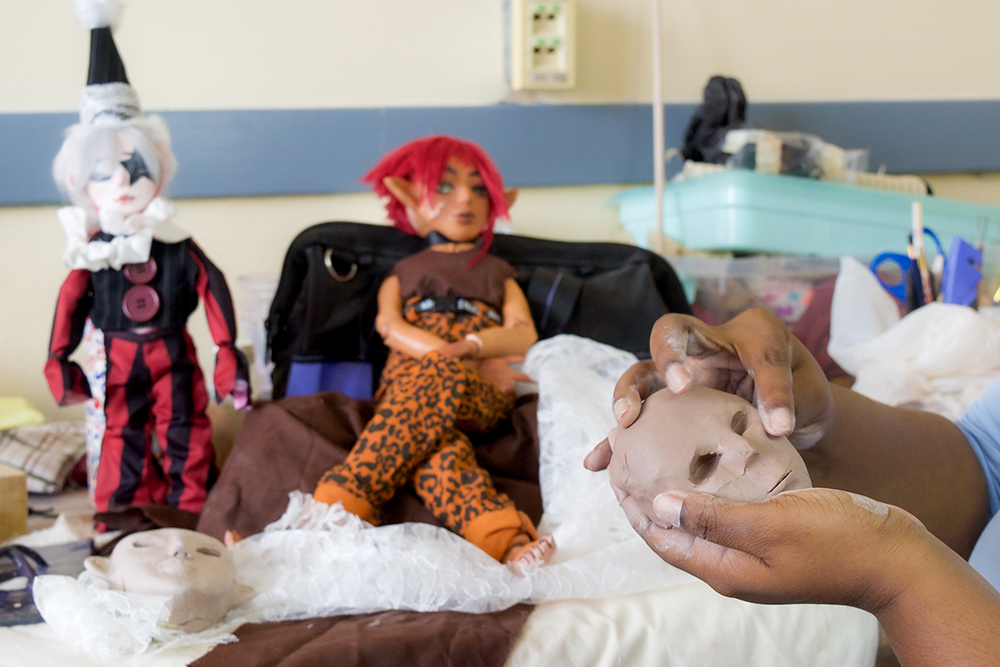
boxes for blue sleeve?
[956,377,1000,518]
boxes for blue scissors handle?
[869,228,946,303]
[870,253,911,302]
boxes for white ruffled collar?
[59,197,191,271]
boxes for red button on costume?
[122,285,160,322]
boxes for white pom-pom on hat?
[73,0,124,31]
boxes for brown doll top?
[392,247,517,312]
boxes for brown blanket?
[194,391,543,667]
[191,606,533,667]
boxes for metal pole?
[651,0,665,255]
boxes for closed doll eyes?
[127,539,221,558]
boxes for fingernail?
[765,407,793,435]
[653,493,684,527]
[666,364,691,393]
[613,398,629,421]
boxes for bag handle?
[526,267,584,338]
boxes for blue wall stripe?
[2,100,998,206]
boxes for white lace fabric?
[32,573,242,661]
[32,336,714,655]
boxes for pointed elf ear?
[383,176,421,211]
[503,187,519,210]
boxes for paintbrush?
[912,201,934,305]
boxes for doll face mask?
[417,157,491,242]
[84,528,252,633]
[85,133,159,233]
[608,386,811,506]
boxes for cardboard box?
[0,462,28,541]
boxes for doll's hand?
[585,309,833,472]
[438,339,480,359]
[231,380,250,411]
[618,486,927,612]
[477,356,531,394]
[43,357,93,406]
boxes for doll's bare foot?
[503,534,556,574]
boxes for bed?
[3,335,877,667]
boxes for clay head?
[84,528,253,633]
[608,386,811,508]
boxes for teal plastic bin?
[613,171,1000,257]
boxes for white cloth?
[59,197,190,271]
[33,574,241,661]
[829,257,1000,419]
[828,256,901,363]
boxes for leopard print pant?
[316,300,517,535]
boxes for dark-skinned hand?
[585,309,833,472]
[618,486,923,611]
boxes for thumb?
[653,491,758,552]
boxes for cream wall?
[5,0,1000,111]
[3,0,1000,421]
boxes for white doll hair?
[52,114,177,207]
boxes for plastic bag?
[722,129,868,182]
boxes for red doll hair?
[361,135,509,256]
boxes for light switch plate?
[507,0,576,91]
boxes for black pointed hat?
[75,0,141,125]
[87,26,129,86]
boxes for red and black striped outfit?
[45,234,249,513]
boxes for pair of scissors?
[869,228,944,304]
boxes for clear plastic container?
[668,255,841,327]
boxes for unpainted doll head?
[608,386,811,509]
[84,528,253,633]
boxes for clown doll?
[45,0,249,514]
[313,136,556,571]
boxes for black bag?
[266,222,691,400]
[681,75,747,164]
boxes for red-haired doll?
[313,136,555,571]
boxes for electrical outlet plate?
[508,0,576,91]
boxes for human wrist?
[870,525,1000,666]
[857,519,943,618]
